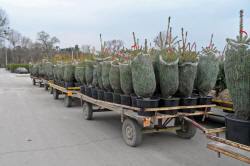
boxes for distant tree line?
[0,7,124,67]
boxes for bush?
[6,64,31,73]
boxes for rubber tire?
[53,89,59,100]
[33,79,36,85]
[175,118,197,139]
[122,118,142,147]
[39,82,42,87]
[83,102,93,120]
[50,87,53,94]
[64,96,72,107]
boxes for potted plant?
[109,59,122,103]
[85,60,94,97]
[118,48,134,106]
[155,17,180,111]
[195,34,219,105]
[91,64,98,99]
[131,36,158,109]
[63,63,75,88]
[224,10,250,145]
[177,28,198,112]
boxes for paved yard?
[0,68,247,166]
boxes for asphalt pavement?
[0,68,247,166]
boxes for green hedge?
[6,64,31,73]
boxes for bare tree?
[0,8,9,39]
[7,29,21,48]
[20,36,32,48]
[104,40,124,53]
[81,44,91,54]
[37,31,59,57]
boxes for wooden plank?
[155,111,206,119]
[215,106,233,111]
[67,87,80,90]
[144,104,216,112]
[207,135,250,152]
[212,99,233,105]
[142,126,181,134]
[205,127,226,134]
[207,143,250,164]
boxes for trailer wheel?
[50,87,53,94]
[33,79,36,85]
[64,96,72,107]
[122,118,142,147]
[83,102,93,120]
[53,89,59,100]
[39,82,42,87]
[175,118,197,139]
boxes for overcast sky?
[0,0,249,50]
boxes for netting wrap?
[151,53,161,94]
[224,40,250,120]
[74,66,83,83]
[74,62,86,84]
[45,62,54,79]
[131,54,156,98]
[196,53,219,96]
[63,64,75,82]
[159,55,179,98]
[92,65,98,87]
[97,62,103,89]
[57,64,65,81]
[109,62,121,93]
[85,60,94,85]
[31,64,39,76]
[102,61,112,91]
[119,63,133,95]
[38,63,45,77]
[178,62,198,97]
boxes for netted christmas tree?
[102,61,112,91]
[57,63,65,81]
[119,62,133,95]
[224,10,250,120]
[92,65,98,87]
[155,17,180,98]
[74,62,85,84]
[31,64,39,77]
[109,61,122,93]
[96,62,103,89]
[63,64,75,82]
[131,53,156,98]
[38,62,45,77]
[177,28,198,97]
[195,34,219,96]
[85,60,94,86]
[45,62,54,80]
